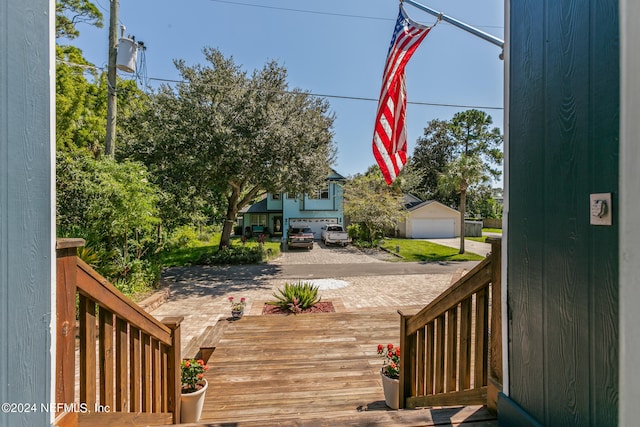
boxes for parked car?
[286,225,314,250]
[321,224,351,246]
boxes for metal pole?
[105,0,118,156]
[403,0,504,49]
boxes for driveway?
[425,238,492,257]
[151,241,481,355]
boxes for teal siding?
[1,0,54,425]
[507,1,619,426]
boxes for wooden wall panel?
[0,1,54,426]
[508,0,619,425]
[507,0,546,421]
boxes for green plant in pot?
[180,358,209,422]
[378,343,401,409]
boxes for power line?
[147,77,503,110]
[207,0,504,30]
[57,60,503,110]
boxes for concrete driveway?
[425,238,492,257]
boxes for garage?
[398,200,460,239]
[410,219,456,238]
[290,218,337,239]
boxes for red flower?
[241,297,246,302]
[395,347,401,357]
[197,373,204,379]
[377,344,384,353]
[197,359,205,366]
[387,343,394,350]
[390,362,397,369]
[388,351,394,358]
[228,296,234,302]
[203,365,209,371]
[184,360,191,368]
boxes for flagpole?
[402,0,504,49]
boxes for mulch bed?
[262,301,335,315]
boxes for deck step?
[167,313,497,426]
[171,405,497,426]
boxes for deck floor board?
[191,312,496,426]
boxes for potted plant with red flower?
[229,296,247,319]
[378,343,401,409]
[180,358,209,422]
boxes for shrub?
[268,281,321,314]
[197,245,264,265]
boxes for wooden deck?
[187,311,497,426]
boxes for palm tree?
[438,154,490,254]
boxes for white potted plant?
[378,343,401,409]
[180,358,209,422]
[228,296,247,319]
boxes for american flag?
[373,5,432,185]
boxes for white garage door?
[411,219,455,238]
[290,218,338,239]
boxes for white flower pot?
[380,370,400,409]
[180,379,208,423]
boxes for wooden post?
[55,238,85,425]
[162,317,183,423]
[397,311,410,409]
[486,237,503,413]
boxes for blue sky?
[68,0,504,184]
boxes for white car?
[320,224,351,246]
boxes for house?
[398,198,461,239]
[240,170,346,240]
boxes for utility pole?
[105,0,118,156]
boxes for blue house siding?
[242,171,346,240]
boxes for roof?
[327,169,346,181]
[239,197,282,214]
[403,193,424,210]
[407,200,460,215]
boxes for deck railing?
[55,238,183,426]
[398,238,502,410]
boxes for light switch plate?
[590,193,612,226]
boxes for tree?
[56,0,103,40]
[121,48,336,247]
[408,110,502,253]
[409,110,503,209]
[438,155,490,253]
[343,169,406,244]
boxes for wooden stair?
[171,311,496,426]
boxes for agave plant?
[268,281,321,313]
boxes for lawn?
[380,238,485,262]
[482,227,503,234]
[160,235,281,267]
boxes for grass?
[467,236,488,243]
[482,227,503,234]
[160,235,281,267]
[380,238,485,262]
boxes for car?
[320,224,351,246]
[286,225,314,250]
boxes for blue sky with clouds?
[68,0,504,184]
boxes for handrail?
[55,238,183,426]
[76,259,172,345]
[398,238,502,411]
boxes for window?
[272,193,281,200]
[252,215,267,226]
[286,193,296,199]
[308,184,330,200]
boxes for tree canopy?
[121,48,337,247]
[56,0,103,40]
[407,109,502,253]
[343,168,406,243]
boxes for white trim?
[619,0,640,423]
[48,0,57,422]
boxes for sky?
[67,0,505,185]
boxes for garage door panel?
[411,219,455,238]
